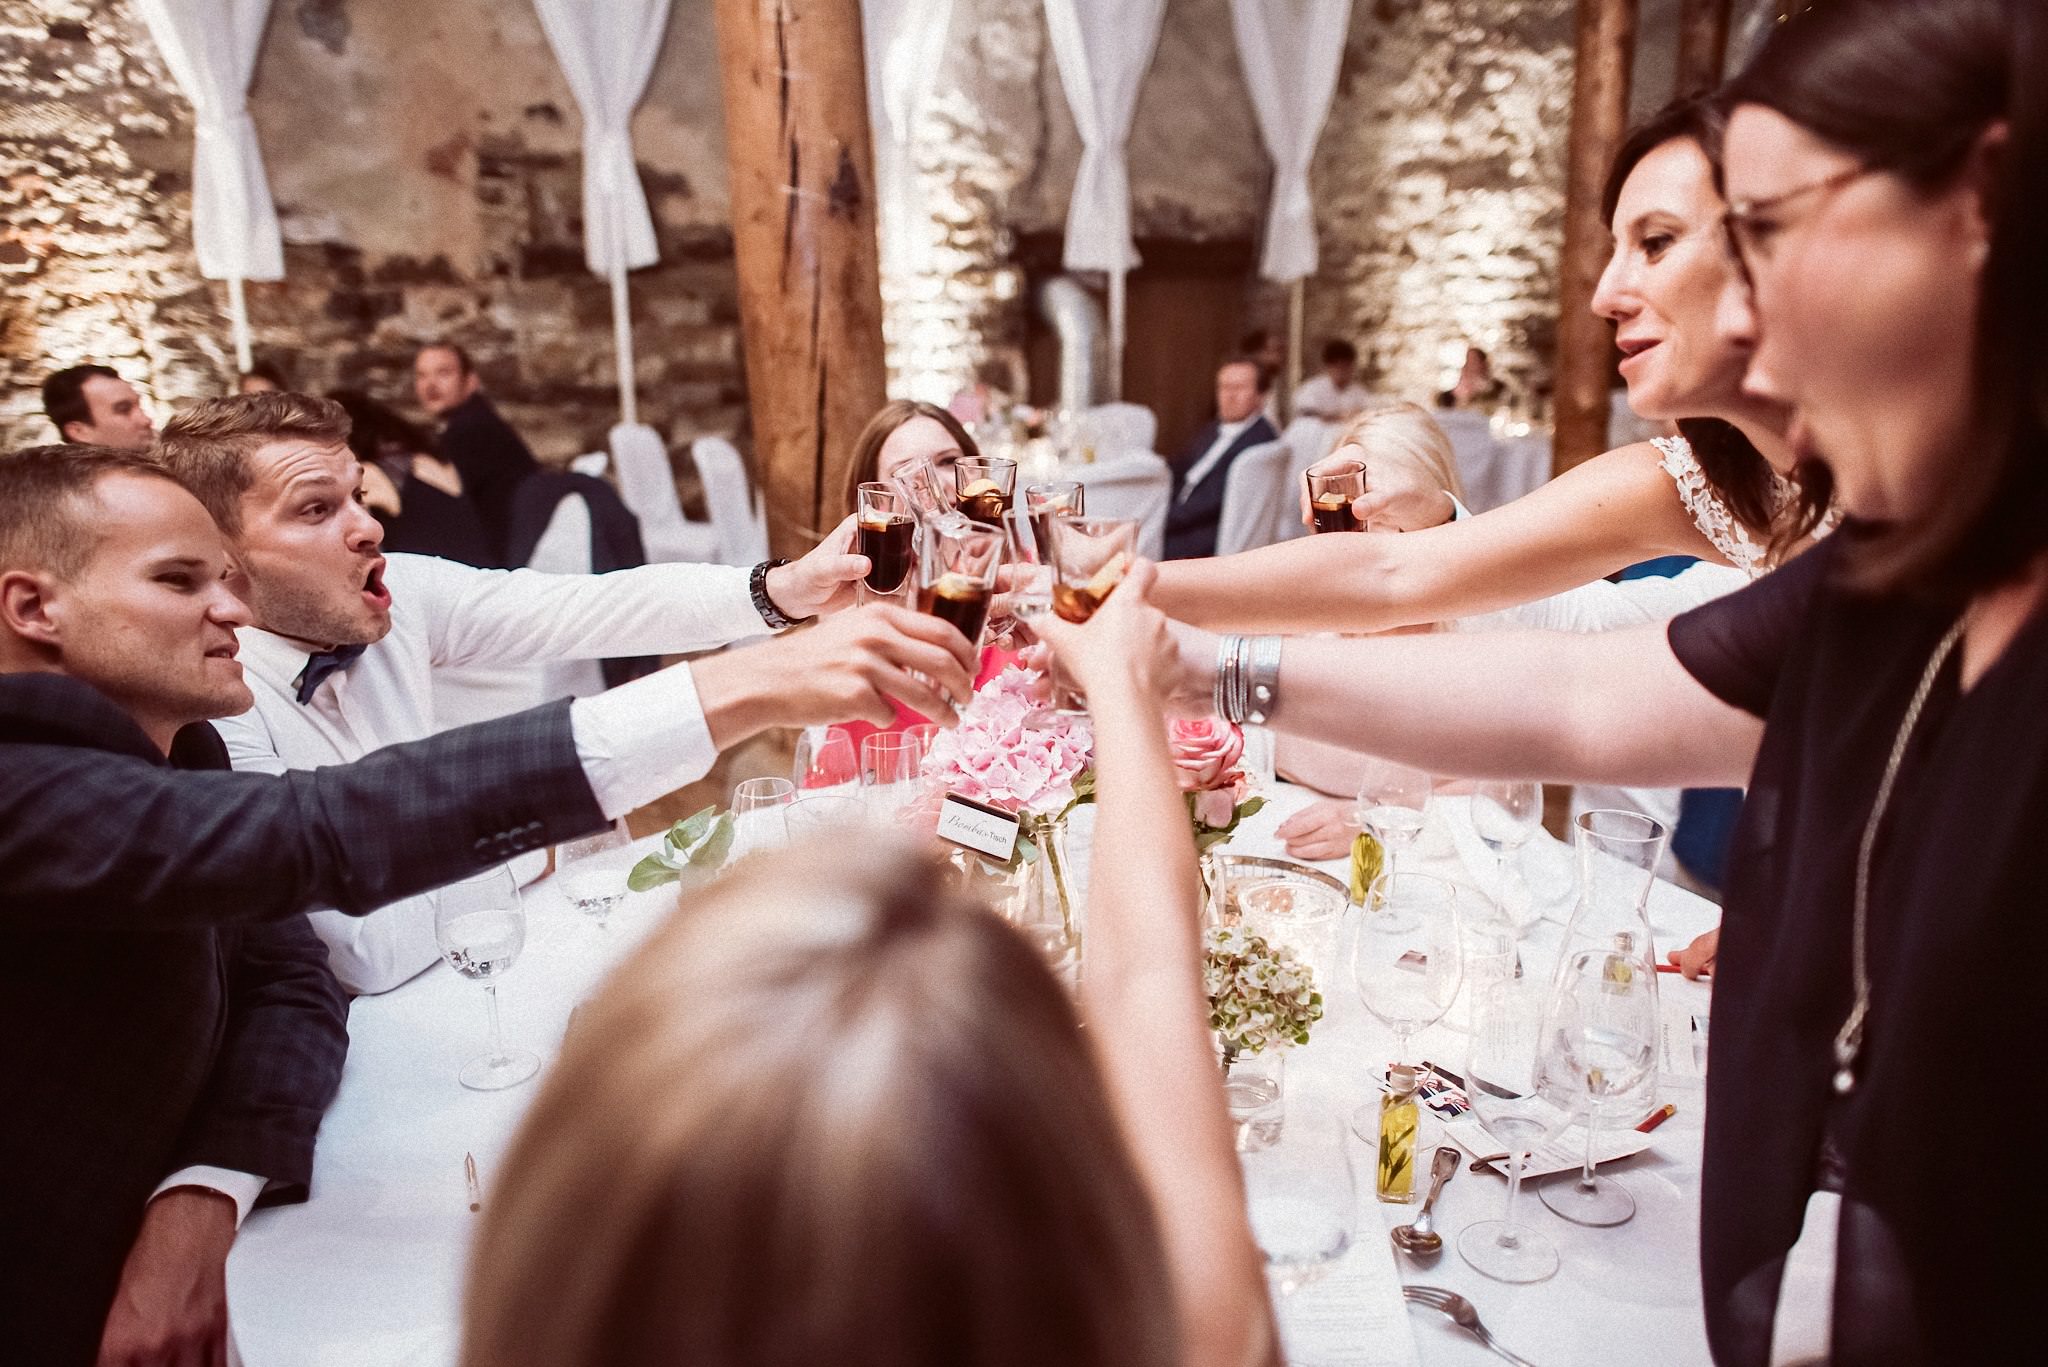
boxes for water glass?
[1348,872,1463,1145]
[731,776,795,856]
[1353,758,1431,892]
[434,866,539,1091]
[1238,877,1345,988]
[556,820,630,932]
[786,794,868,839]
[1240,1118,1359,1295]
[860,731,929,822]
[1472,780,1543,932]
[1538,945,1660,1227]
[1458,978,1577,1283]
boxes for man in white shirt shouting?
[155,393,970,993]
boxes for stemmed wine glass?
[1538,943,1661,1226]
[1458,977,1577,1283]
[1239,1118,1359,1296]
[434,866,539,1091]
[792,725,859,793]
[1348,872,1464,1146]
[1471,780,1542,931]
[556,820,630,932]
[731,777,795,857]
[1353,758,1432,896]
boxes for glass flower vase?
[951,810,1080,990]
[1219,1041,1286,1151]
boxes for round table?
[227,783,1719,1366]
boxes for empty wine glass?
[731,777,795,857]
[556,820,630,932]
[1353,758,1431,895]
[1458,978,1577,1282]
[786,794,867,839]
[1240,1118,1358,1295]
[1538,943,1661,1226]
[434,866,539,1091]
[1348,872,1463,1146]
[860,731,929,822]
[793,725,858,793]
[1472,780,1542,931]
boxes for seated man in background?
[154,394,921,994]
[1291,339,1375,422]
[412,341,537,566]
[0,443,974,1367]
[42,363,156,450]
[1162,356,1279,561]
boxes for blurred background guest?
[237,361,289,396]
[41,363,155,450]
[1436,344,1505,410]
[1291,339,1375,422]
[329,389,491,568]
[1163,357,1278,560]
[413,342,539,567]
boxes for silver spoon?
[1390,1146,1460,1257]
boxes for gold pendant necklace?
[1832,612,1969,1095]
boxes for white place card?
[1444,1115,1654,1179]
[935,793,1020,862]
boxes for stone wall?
[3,0,1772,457]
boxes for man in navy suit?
[1162,357,1280,560]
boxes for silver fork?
[1401,1285,1540,1367]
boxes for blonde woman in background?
[462,565,1278,1367]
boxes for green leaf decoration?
[625,806,736,892]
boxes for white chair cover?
[1270,416,1342,543]
[1079,401,1156,460]
[1440,409,1553,513]
[1213,438,1291,557]
[610,422,718,564]
[1071,452,1171,561]
[690,435,770,566]
[568,451,610,477]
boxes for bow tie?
[293,644,367,705]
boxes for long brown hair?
[1729,0,2046,595]
[462,840,1177,1367]
[842,400,981,517]
[1601,93,1830,559]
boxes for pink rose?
[1192,787,1239,829]
[1169,717,1246,793]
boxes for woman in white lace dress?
[1152,94,1830,637]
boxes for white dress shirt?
[1177,417,1259,503]
[213,552,773,994]
[1292,374,1375,421]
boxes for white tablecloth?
[228,783,1718,1367]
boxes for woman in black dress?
[1040,1,2044,1358]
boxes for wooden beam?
[711,0,888,554]
[1551,0,1637,476]
[1675,0,1731,98]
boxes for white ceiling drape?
[861,0,956,278]
[133,0,282,372]
[532,0,672,427]
[1042,0,1166,400]
[1229,0,1351,284]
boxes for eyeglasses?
[1722,164,1873,281]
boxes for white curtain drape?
[532,0,672,426]
[861,0,955,277]
[1229,0,1351,284]
[134,0,281,372]
[1042,0,1166,400]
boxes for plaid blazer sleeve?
[168,914,350,1201]
[0,698,608,931]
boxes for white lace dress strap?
[1654,435,1773,578]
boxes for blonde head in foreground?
[462,838,1176,1367]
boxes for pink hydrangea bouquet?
[921,667,1093,816]
[1170,717,1265,853]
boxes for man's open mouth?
[361,560,391,607]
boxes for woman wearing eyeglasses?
[1043,1,2045,1358]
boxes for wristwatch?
[749,559,811,630]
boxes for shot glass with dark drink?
[953,456,1017,528]
[855,482,915,600]
[916,519,1005,650]
[1023,480,1085,565]
[1043,516,1141,712]
[1306,459,1367,533]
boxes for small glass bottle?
[1377,1064,1420,1203]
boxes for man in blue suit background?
[1162,357,1279,560]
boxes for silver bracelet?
[1214,634,1242,722]
[1244,635,1282,724]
